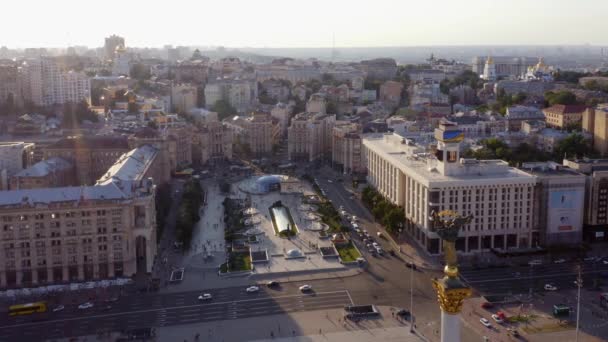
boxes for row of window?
[1,210,122,222]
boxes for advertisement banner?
[547,189,583,233]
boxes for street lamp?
[575,265,582,342]
[410,262,414,333]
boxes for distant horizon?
[2,0,607,48]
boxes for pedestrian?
[319,328,322,334]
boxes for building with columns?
[0,145,159,288]
[362,123,537,255]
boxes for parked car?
[299,285,312,292]
[52,305,65,312]
[491,314,504,324]
[405,262,417,270]
[553,258,566,264]
[372,242,380,248]
[396,308,411,319]
[266,281,279,288]
[377,232,384,238]
[544,284,558,291]
[528,259,542,266]
[198,293,213,301]
[375,247,384,255]
[481,302,494,309]
[507,328,520,337]
[78,302,94,310]
[246,286,260,293]
[480,318,492,328]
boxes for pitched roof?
[14,157,72,177]
[47,136,129,150]
[543,104,588,115]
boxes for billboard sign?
[547,189,583,233]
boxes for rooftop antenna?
[331,32,336,62]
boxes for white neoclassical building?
[362,123,538,255]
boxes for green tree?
[129,63,151,80]
[212,99,237,120]
[554,133,590,159]
[553,70,589,84]
[544,91,580,106]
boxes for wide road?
[0,282,354,342]
[460,260,608,296]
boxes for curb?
[249,268,363,284]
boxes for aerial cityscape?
[1,1,608,342]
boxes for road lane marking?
[0,290,351,330]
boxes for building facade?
[247,112,273,155]
[9,157,74,190]
[0,142,35,190]
[362,124,537,255]
[171,83,198,114]
[287,112,336,162]
[43,136,130,185]
[0,145,158,288]
[331,123,362,174]
[542,105,589,129]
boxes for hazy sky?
[3,0,607,48]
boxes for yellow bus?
[8,302,47,316]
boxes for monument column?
[430,210,472,342]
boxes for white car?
[544,284,558,291]
[491,314,504,324]
[480,318,492,328]
[52,305,65,312]
[78,302,94,310]
[198,293,212,301]
[372,242,380,248]
[299,284,312,292]
[352,216,358,222]
[528,259,542,266]
[603,259,608,265]
[246,286,260,293]
[327,180,333,183]
[553,258,566,264]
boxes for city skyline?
[2,0,608,48]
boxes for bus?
[8,302,47,316]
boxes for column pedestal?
[440,310,461,342]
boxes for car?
[352,216,358,222]
[356,257,366,264]
[198,293,213,301]
[584,256,597,262]
[266,281,279,288]
[375,247,384,255]
[574,280,582,286]
[405,262,417,270]
[480,318,492,328]
[554,258,566,264]
[481,302,494,309]
[507,328,520,337]
[396,308,411,318]
[372,242,380,248]
[327,180,333,183]
[528,259,542,266]
[376,232,384,238]
[491,314,504,324]
[101,305,113,311]
[78,302,94,310]
[603,259,608,265]
[544,284,558,291]
[246,286,260,293]
[52,305,65,312]
[299,285,312,292]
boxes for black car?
[405,262,417,270]
[396,308,411,319]
[266,281,279,288]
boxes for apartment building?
[247,112,273,155]
[0,142,35,190]
[520,162,586,246]
[471,56,537,78]
[543,105,590,129]
[563,158,608,243]
[582,104,608,156]
[43,136,130,185]
[171,83,198,114]
[21,57,91,107]
[9,157,74,190]
[0,63,20,107]
[505,106,545,131]
[199,121,233,164]
[287,112,336,162]
[362,123,537,255]
[331,123,363,174]
[204,76,257,113]
[0,145,159,288]
[379,81,404,108]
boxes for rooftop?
[542,104,588,115]
[362,133,535,186]
[47,136,129,150]
[14,157,72,178]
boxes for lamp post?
[575,265,582,342]
[410,261,414,333]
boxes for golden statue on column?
[430,210,473,342]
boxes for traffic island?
[334,241,362,264]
